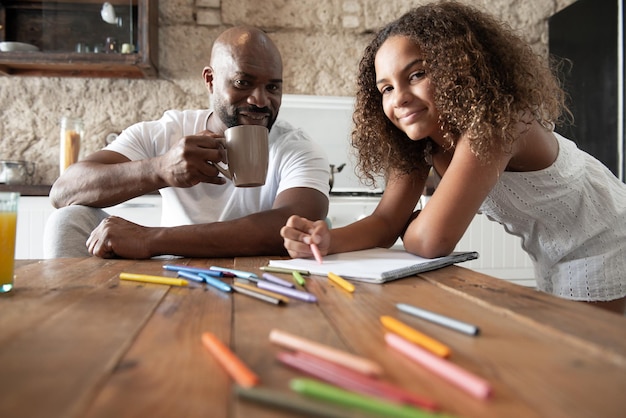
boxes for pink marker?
[310,243,323,264]
[269,329,382,376]
[385,332,492,400]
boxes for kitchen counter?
[0,184,52,196]
[0,185,163,197]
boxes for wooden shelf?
[0,49,157,78]
[0,0,158,78]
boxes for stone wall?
[0,0,575,185]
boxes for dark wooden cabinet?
[0,0,158,78]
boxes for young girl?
[280,1,626,313]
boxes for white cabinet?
[15,197,55,260]
[15,195,162,259]
[326,195,383,229]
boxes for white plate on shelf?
[0,42,40,52]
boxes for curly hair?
[352,1,570,186]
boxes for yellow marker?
[327,272,355,293]
[380,315,451,358]
[233,281,290,304]
[119,272,189,287]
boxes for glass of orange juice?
[0,192,19,293]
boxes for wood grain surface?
[1,257,624,418]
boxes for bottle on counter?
[59,116,83,175]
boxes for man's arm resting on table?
[90,187,329,258]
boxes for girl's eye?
[410,69,426,81]
[380,85,393,95]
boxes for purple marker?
[262,272,295,288]
[257,280,317,303]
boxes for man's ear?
[202,66,214,93]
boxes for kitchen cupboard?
[0,0,158,78]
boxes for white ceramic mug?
[214,125,269,187]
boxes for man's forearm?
[147,210,291,258]
[50,160,164,208]
[86,187,329,259]
[145,189,329,258]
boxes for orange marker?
[380,316,451,358]
[201,332,260,388]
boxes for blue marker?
[177,270,232,293]
[210,266,259,280]
[176,270,205,283]
[163,264,224,277]
[199,273,232,293]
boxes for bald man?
[45,26,330,259]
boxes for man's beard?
[216,103,276,131]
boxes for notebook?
[268,247,479,284]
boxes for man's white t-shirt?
[105,109,330,226]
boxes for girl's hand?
[280,215,331,259]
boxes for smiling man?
[44,26,330,259]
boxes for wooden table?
[1,257,625,418]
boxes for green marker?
[235,385,349,418]
[292,270,306,286]
[290,378,445,418]
[260,265,310,275]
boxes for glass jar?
[105,37,118,53]
[59,116,83,175]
